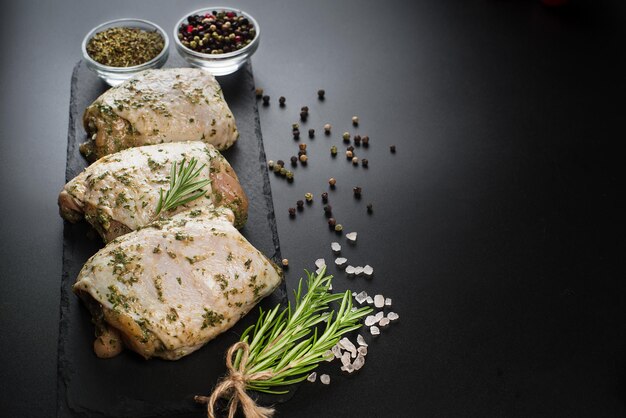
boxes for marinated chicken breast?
[81,68,238,161]
[73,207,283,360]
[59,141,248,242]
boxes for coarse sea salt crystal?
[355,291,368,304]
[374,311,385,322]
[357,334,368,347]
[379,317,390,328]
[345,265,356,276]
[332,344,342,358]
[346,232,357,243]
[340,337,357,358]
[385,297,392,306]
[354,266,364,276]
[341,351,351,367]
[323,350,334,361]
[320,374,331,385]
[307,372,317,382]
[364,315,377,326]
[353,354,366,371]
[374,294,385,308]
[331,242,341,254]
[357,346,368,356]
[387,312,400,321]
[365,296,374,304]
[370,326,380,336]
[315,258,326,269]
[335,257,347,268]
[363,265,374,278]
[352,291,357,296]
[341,363,355,373]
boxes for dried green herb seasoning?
[86,27,164,67]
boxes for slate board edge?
[56,60,286,418]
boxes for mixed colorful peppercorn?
[178,10,256,55]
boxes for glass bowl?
[81,18,169,86]
[173,7,260,76]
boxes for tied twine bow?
[195,341,276,418]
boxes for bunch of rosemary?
[155,157,211,215]
[196,268,372,418]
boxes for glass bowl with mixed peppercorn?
[82,18,169,86]
[174,8,260,76]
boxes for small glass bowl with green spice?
[82,18,169,86]
[173,7,260,76]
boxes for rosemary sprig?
[155,157,211,215]
[234,268,373,394]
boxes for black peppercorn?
[362,136,369,147]
[353,186,362,198]
[323,205,332,217]
[354,135,361,146]
[290,156,298,166]
[321,192,328,202]
[296,200,304,210]
[390,145,396,153]
[293,129,300,140]
[262,95,270,106]
[279,96,286,106]
[328,217,336,228]
[361,158,369,168]
[288,207,296,217]
[300,111,308,121]
[276,160,284,168]
[367,203,373,213]
[347,145,354,152]
[308,129,315,138]
[318,89,325,100]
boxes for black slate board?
[57,60,285,418]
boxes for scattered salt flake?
[341,351,351,367]
[357,346,368,356]
[345,265,356,276]
[365,296,374,304]
[387,312,400,321]
[339,337,357,355]
[370,325,380,336]
[353,354,366,370]
[355,291,368,304]
[331,344,342,358]
[320,374,331,385]
[385,297,392,306]
[328,283,332,290]
[352,291,357,296]
[357,334,368,347]
[379,317,390,328]
[351,307,357,312]
[323,350,334,361]
[346,232,357,243]
[335,257,348,268]
[331,242,341,254]
[374,311,385,322]
[374,294,385,308]
[354,266,364,276]
[364,315,377,326]
[307,372,317,382]
[341,363,355,373]
[363,265,374,277]
[315,258,326,269]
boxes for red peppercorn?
[186,25,194,33]
[226,11,236,18]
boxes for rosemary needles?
[195,269,372,417]
[235,268,372,393]
[155,157,211,215]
